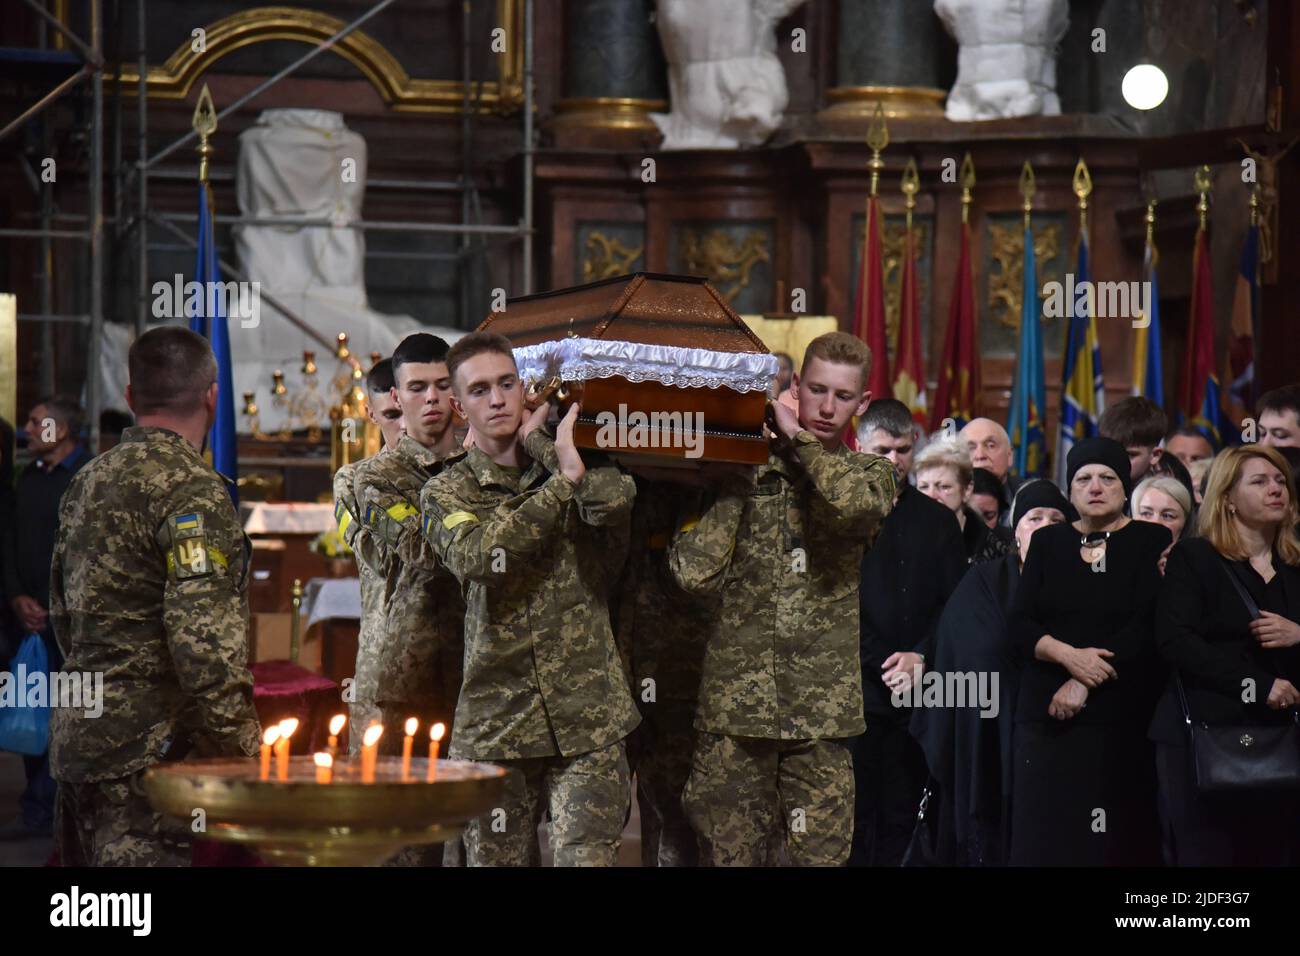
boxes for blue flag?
[1131,236,1164,407]
[190,182,238,500]
[1056,233,1105,487]
[1007,226,1047,479]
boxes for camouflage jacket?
[421,430,640,760]
[615,478,715,710]
[354,436,465,718]
[668,432,896,740]
[48,426,261,783]
[333,458,386,710]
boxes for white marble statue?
[232,109,456,432]
[935,0,1070,121]
[651,0,806,149]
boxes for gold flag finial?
[1194,164,1212,230]
[901,157,919,230]
[866,101,889,197]
[192,83,217,185]
[1019,161,1036,229]
[1073,158,1093,237]
[959,153,976,224]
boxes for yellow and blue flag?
[1056,232,1105,487]
[1131,234,1164,407]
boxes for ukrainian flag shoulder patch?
[173,513,201,532]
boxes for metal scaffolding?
[1,0,538,453]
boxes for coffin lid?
[477,273,778,394]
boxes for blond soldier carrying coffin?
[331,358,403,754]
[353,334,465,746]
[421,332,640,867]
[671,332,896,866]
[48,327,262,866]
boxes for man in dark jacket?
[852,400,967,866]
[1,396,94,840]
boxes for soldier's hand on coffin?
[767,399,802,443]
[519,402,550,444]
[555,403,587,485]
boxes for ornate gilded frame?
[115,3,524,114]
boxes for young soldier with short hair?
[353,335,464,746]
[670,331,897,866]
[421,331,639,866]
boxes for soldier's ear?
[124,384,138,416]
[449,393,466,421]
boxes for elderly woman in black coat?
[1150,444,1300,865]
[911,480,1072,865]
[1008,438,1171,866]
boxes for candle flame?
[431,722,446,742]
[313,752,333,768]
[278,717,300,738]
[363,724,383,747]
[329,714,346,735]
[404,717,419,736]
[262,726,281,746]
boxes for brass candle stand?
[144,756,507,867]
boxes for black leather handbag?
[1174,560,1300,792]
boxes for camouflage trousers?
[632,702,699,867]
[682,732,854,867]
[56,770,191,867]
[462,739,630,867]
[348,626,384,757]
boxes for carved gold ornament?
[679,229,770,304]
[987,222,1062,329]
[582,232,644,283]
[115,4,525,114]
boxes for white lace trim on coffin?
[512,337,779,393]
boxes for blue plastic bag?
[0,633,52,756]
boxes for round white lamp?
[1122,64,1169,111]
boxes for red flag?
[893,222,927,426]
[854,195,891,401]
[930,220,979,432]
[1179,225,1222,446]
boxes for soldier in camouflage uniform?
[616,476,713,867]
[671,332,896,866]
[48,327,262,866]
[421,332,640,867]
[352,334,465,752]
[331,358,403,755]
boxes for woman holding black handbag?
[1151,444,1300,866]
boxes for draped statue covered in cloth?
[935,0,1069,121]
[651,0,806,149]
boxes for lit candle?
[401,717,418,780]
[314,751,333,784]
[426,722,446,783]
[327,714,347,756]
[276,717,299,782]
[361,723,383,783]
[260,726,281,781]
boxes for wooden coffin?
[477,273,776,465]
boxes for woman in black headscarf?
[1008,438,1171,866]
[910,480,1073,865]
